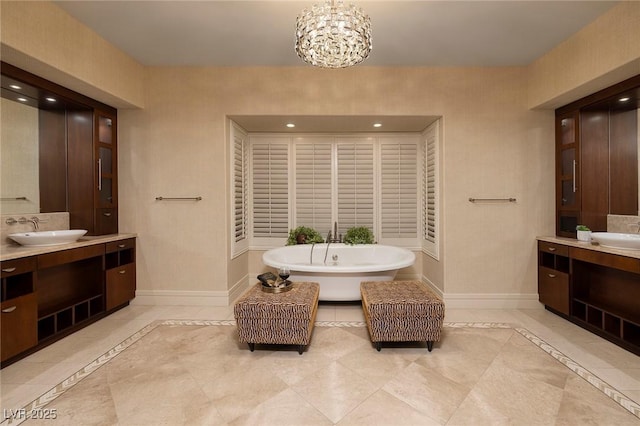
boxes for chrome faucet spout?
[310,243,316,265]
[29,217,39,231]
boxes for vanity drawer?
[538,241,569,257]
[37,245,105,269]
[96,208,118,235]
[106,238,135,254]
[1,257,37,278]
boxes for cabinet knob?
[118,244,126,248]
[1,267,17,273]
[547,247,556,252]
[103,212,112,217]
[548,273,556,278]
[119,270,126,274]
[2,306,17,313]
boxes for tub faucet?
[310,243,316,265]
[329,222,341,243]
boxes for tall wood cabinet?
[67,107,118,235]
[556,111,580,236]
[95,110,118,234]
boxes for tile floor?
[1,303,639,424]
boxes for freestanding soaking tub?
[262,243,416,301]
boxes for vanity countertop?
[0,233,137,262]
[537,236,640,260]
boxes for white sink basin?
[8,230,88,247]
[590,232,640,250]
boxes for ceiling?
[49,1,619,132]
[54,1,617,67]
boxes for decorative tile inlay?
[2,321,638,425]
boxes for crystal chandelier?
[295,0,372,69]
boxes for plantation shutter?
[233,130,248,242]
[252,141,289,238]
[423,121,439,254]
[336,140,374,235]
[381,139,418,238]
[295,141,332,233]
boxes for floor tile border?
[2,320,637,425]
[516,327,640,419]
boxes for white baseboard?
[132,290,230,306]
[440,292,542,309]
[421,276,542,309]
[131,275,542,310]
[132,275,251,307]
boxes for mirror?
[0,96,40,214]
[1,68,91,215]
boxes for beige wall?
[2,1,639,306]
[118,66,554,304]
[528,1,640,109]
[0,0,145,109]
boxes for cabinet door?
[94,110,118,234]
[1,293,38,362]
[106,263,135,310]
[95,111,117,209]
[556,111,581,237]
[538,266,569,315]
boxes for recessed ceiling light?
[286,123,295,128]
[17,97,28,102]
[619,97,630,102]
[9,84,22,90]
[373,123,382,128]
[45,97,56,102]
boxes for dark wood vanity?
[541,75,640,356]
[538,238,640,355]
[1,63,132,366]
[1,236,136,366]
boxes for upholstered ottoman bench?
[234,282,319,355]
[361,280,445,352]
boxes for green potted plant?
[286,226,324,245]
[576,225,591,242]
[343,226,375,245]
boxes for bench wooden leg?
[298,345,305,355]
[375,342,382,351]
[427,341,433,352]
[248,343,255,352]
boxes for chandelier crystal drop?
[295,0,372,69]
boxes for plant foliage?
[286,226,324,245]
[343,226,375,245]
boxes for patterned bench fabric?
[361,281,445,343]
[234,282,319,345]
